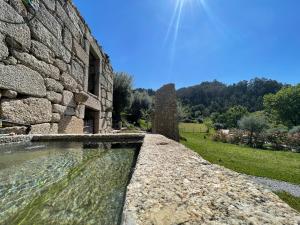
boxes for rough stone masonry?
[152,83,179,141]
[0,0,113,134]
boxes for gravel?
[248,175,300,197]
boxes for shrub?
[265,127,288,150]
[289,126,300,135]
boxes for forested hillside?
[177,78,284,115]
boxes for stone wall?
[152,84,179,141]
[0,0,113,134]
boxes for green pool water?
[0,142,138,225]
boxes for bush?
[289,126,300,135]
[213,123,224,130]
[265,127,288,150]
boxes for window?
[88,48,100,96]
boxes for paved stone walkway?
[248,175,300,197]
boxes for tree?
[128,91,152,123]
[264,84,300,127]
[238,114,269,147]
[212,105,249,128]
[113,73,133,125]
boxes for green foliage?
[113,73,133,123]
[289,126,300,134]
[177,78,283,117]
[238,114,269,147]
[177,101,189,122]
[180,131,300,185]
[264,84,300,127]
[128,91,152,123]
[212,105,249,128]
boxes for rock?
[50,123,58,134]
[3,56,17,65]
[0,126,27,135]
[74,91,89,104]
[13,51,60,80]
[6,0,28,18]
[152,84,179,142]
[0,64,46,97]
[29,19,71,63]
[45,78,64,93]
[0,33,9,60]
[30,123,51,134]
[1,98,52,124]
[42,0,56,11]
[61,72,79,92]
[51,113,61,123]
[73,40,89,65]
[46,91,62,103]
[36,2,62,40]
[107,92,113,101]
[31,40,55,64]
[75,105,85,119]
[2,90,17,99]
[62,90,76,107]
[64,107,76,116]
[62,28,73,51]
[52,104,66,115]
[71,59,85,85]
[54,58,68,72]
[58,116,83,134]
[0,1,31,50]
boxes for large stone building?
[0,0,113,134]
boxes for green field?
[180,131,300,185]
[275,192,300,212]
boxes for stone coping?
[31,133,145,143]
[121,134,300,225]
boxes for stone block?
[41,0,55,11]
[73,40,89,65]
[45,78,64,93]
[63,28,72,51]
[51,113,61,123]
[0,64,46,97]
[3,56,17,65]
[2,90,17,99]
[13,51,60,80]
[46,91,62,103]
[61,72,79,92]
[74,91,89,104]
[0,126,27,135]
[52,104,66,115]
[71,59,85,85]
[62,90,76,107]
[64,107,76,116]
[30,123,51,134]
[31,40,55,64]
[75,104,85,119]
[54,58,68,72]
[0,33,9,60]
[29,19,71,63]
[1,98,52,124]
[58,116,83,134]
[56,2,82,42]
[50,123,58,134]
[0,1,31,50]
[36,2,62,40]
[85,94,101,111]
[107,92,113,101]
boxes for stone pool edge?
[121,134,300,225]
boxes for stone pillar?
[152,84,179,141]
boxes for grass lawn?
[275,192,300,212]
[180,129,300,185]
[180,126,300,212]
[179,123,208,133]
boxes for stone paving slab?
[122,134,300,225]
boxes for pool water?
[0,142,138,225]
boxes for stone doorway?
[83,108,99,134]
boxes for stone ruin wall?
[152,84,179,142]
[0,0,113,134]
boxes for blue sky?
[73,0,300,89]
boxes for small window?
[88,49,100,96]
[84,108,99,134]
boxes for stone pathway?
[248,175,300,197]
